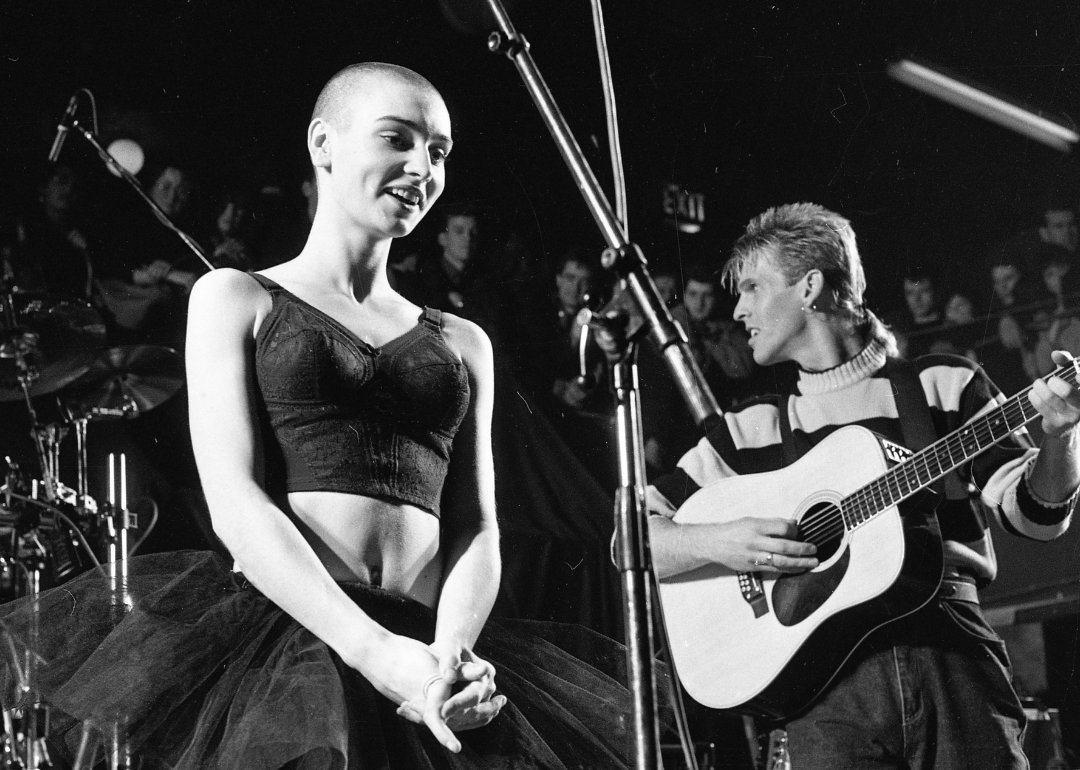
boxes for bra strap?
[249,273,282,294]
[421,306,443,329]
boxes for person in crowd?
[0,62,648,770]
[0,163,97,300]
[928,288,981,361]
[1025,242,1080,376]
[95,161,206,346]
[643,203,1078,770]
[670,265,762,408]
[207,183,259,272]
[653,269,679,309]
[396,205,482,313]
[978,244,1046,395]
[1037,201,1078,256]
[890,267,942,359]
[513,248,608,411]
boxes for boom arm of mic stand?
[485,2,719,425]
[486,4,719,770]
[69,120,215,273]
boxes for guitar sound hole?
[798,502,844,563]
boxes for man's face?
[555,260,593,314]
[439,215,480,273]
[1040,209,1078,253]
[732,249,807,367]
[944,293,974,324]
[150,167,192,218]
[903,278,935,320]
[319,76,452,239]
[991,265,1021,302]
[683,279,716,323]
[1043,261,1070,296]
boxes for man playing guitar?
[648,203,1080,769]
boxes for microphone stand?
[67,118,215,272]
[485,3,721,768]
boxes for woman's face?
[319,76,452,240]
[151,167,193,218]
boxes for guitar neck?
[843,360,1080,528]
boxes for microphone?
[47,93,79,163]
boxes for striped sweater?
[649,340,1075,584]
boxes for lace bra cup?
[250,274,471,517]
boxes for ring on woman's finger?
[753,552,775,567]
[422,673,444,699]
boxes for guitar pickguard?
[771,546,850,626]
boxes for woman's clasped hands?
[369,635,505,753]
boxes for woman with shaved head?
[0,64,646,769]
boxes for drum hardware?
[61,345,184,421]
[0,286,174,769]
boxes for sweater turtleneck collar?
[797,339,888,395]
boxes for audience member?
[891,267,942,359]
[513,249,608,412]
[396,204,483,313]
[652,269,679,308]
[1037,200,1078,256]
[639,265,780,473]
[95,161,205,347]
[681,266,773,405]
[207,184,259,272]
[978,243,1045,395]
[927,289,981,361]
[0,163,97,300]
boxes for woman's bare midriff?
[283,491,443,608]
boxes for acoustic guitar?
[658,360,1079,720]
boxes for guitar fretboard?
[841,360,1080,529]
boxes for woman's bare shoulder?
[438,312,493,370]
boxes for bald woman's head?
[312,63,441,130]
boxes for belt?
[936,576,979,605]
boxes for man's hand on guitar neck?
[1026,349,1080,506]
[1029,350,1080,440]
[649,514,818,580]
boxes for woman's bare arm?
[186,268,466,750]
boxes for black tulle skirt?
[0,550,661,770]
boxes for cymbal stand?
[12,521,52,769]
[68,414,90,514]
[33,424,67,504]
[103,453,134,770]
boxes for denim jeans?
[784,600,1028,770]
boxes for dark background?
[3,0,1080,314]
[3,1,1080,763]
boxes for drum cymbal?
[0,292,105,402]
[2,292,107,349]
[63,345,184,418]
[0,348,99,402]
[0,291,108,401]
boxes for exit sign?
[663,184,705,233]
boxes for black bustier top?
[251,275,470,517]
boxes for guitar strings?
[793,361,1080,546]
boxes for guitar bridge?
[738,571,770,618]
